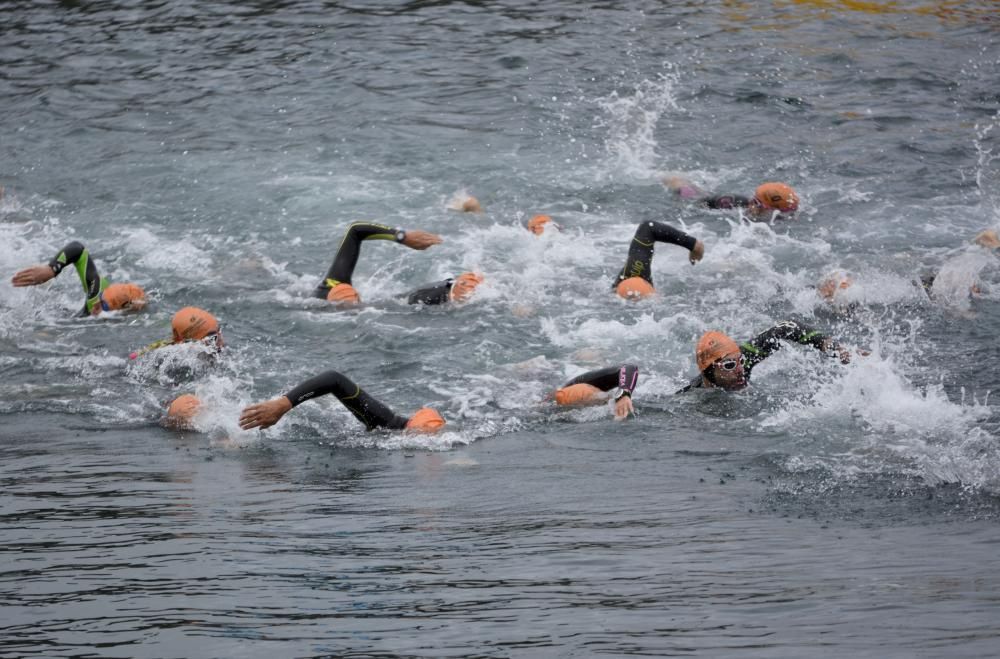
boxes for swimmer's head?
[165,394,201,430]
[450,272,483,303]
[616,277,655,300]
[752,182,799,215]
[527,214,553,235]
[98,283,147,313]
[554,383,603,406]
[974,229,1000,250]
[818,271,853,302]
[696,330,745,390]
[326,283,361,307]
[405,407,446,433]
[172,307,222,347]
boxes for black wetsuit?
[562,364,640,399]
[615,221,698,287]
[405,279,454,305]
[313,222,405,299]
[284,370,408,431]
[47,241,109,316]
[678,320,837,393]
[313,221,455,305]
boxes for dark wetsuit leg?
[48,241,109,316]
[562,364,639,397]
[284,370,408,431]
[405,279,453,305]
[313,222,401,299]
[615,221,698,287]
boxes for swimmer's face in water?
[708,352,747,390]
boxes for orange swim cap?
[405,407,446,433]
[616,277,655,300]
[165,394,201,429]
[696,331,741,372]
[450,272,484,303]
[554,383,604,406]
[171,307,220,343]
[326,283,361,306]
[101,283,146,311]
[754,182,799,212]
[461,196,482,213]
[527,214,552,235]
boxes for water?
[2,1,1000,656]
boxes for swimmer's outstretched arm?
[742,320,850,370]
[12,241,107,315]
[404,279,453,305]
[240,370,408,432]
[616,221,704,287]
[314,222,442,298]
[663,176,750,209]
[559,364,639,420]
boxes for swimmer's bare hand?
[402,230,442,250]
[239,396,292,430]
[689,240,705,264]
[975,229,1000,250]
[12,265,55,287]
[614,395,634,421]
[838,349,851,365]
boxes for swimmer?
[527,214,561,235]
[239,369,445,433]
[313,222,443,305]
[614,221,704,299]
[551,364,639,420]
[664,176,799,221]
[679,321,851,392]
[447,193,482,213]
[131,306,224,359]
[11,241,146,316]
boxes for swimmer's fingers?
[402,230,443,250]
[613,395,634,421]
[239,397,291,430]
[689,240,705,264]
[12,265,55,287]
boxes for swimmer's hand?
[614,394,634,421]
[402,230,443,250]
[12,265,55,287]
[689,240,705,264]
[239,396,293,430]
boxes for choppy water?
[2,1,1000,656]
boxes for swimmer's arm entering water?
[557,364,639,420]
[742,320,849,369]
[314,222,442,298]
[240,369,409,431]
[12,241,108,315]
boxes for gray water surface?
[2,1,1000,656]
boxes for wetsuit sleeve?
[616,221,699,287]
[313,222,403,298]
[405,279,453,305]
[702,194,751,210]
[740,320,834,373]
[47,241,108,315]
[563,364,639,397]
[675,375,703,394]
[284,370,409,431]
